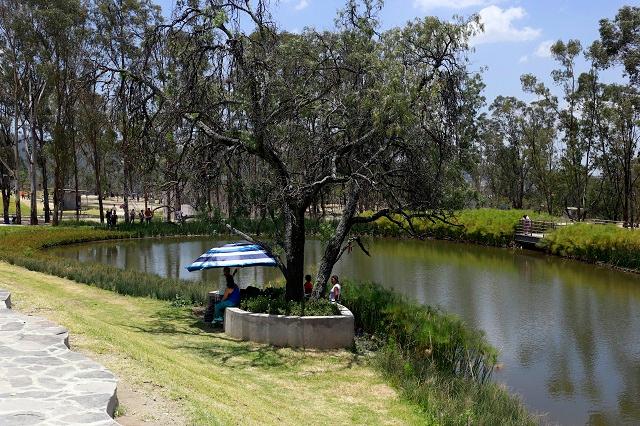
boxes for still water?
[50,237,640,425]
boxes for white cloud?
[471,6,541,45]
[534,40,554,58]
[413,0,492,9]
[294,0,309,11]
[519,55,529,63]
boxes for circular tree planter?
[224,304,354,349]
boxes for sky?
[154,0,632,103]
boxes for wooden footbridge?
[514,220,562,245]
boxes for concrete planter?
[224,304,354,349]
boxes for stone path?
[0,290,119,425]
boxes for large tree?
[115,0,481,300]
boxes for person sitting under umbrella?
[213,267,241,325]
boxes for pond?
[50,237,640,425]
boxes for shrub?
[342,280,496,382]
[240,293,340,316]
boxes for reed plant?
[342,280,534,424]
[540,223,640,270]
[0,226,210,303]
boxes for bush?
[241,292,340,316]
[342,281,496,382]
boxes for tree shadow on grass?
[124,303,364,371]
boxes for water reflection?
[50,237,640,425]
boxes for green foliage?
[540,223,640,270]
[0,227,210,303]
[241,291,340,316]
[353,208,557,246]
[342,281,533,424]
[342,281,497,381]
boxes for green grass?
[0,262,424,425]
[0,223,536,424]
[0,196,31,218]
[0,226,212,303]
[540,223,640,270]
[353,208,558,247]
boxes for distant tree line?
[476,6,640,224]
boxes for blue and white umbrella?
[186,241,278,272]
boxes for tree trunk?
[174,180,181,221]
[315,185,359,297]
[1,177,9,224]
[165,188,171,222]
[29,120,38,225]
[39,141,50,223]
[123,155,130,224]
[13,73,21,225]
[73,131,80,221]
[284,204,306,301]
[93,144,104,223]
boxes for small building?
[62,189,89,211]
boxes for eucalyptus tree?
[597,6,640,88]
[592,6,640,224]
[93,0,162,223]
[483,96,530,208]
[522,97,558,214]
[0,0,28,223]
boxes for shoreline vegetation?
[0,219,537,424]
[3,207,636,423]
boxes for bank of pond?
[2,212,640,424]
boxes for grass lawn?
[0,196,31,218]
[0,261,424,425]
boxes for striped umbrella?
[186,241,278,272]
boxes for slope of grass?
[0,262,424,425]
[353,208,558,247]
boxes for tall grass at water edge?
[0,226,210,303]
[342,280,534,425]
[539,223,640,270]
[352,208,557,246]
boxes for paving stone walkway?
[0,290,119,425]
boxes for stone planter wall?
[224,304,354,349]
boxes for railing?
[585,219,632,228]
[514,220,561,238]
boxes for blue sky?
[155,0,631,102]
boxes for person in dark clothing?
[213,267,240,324]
